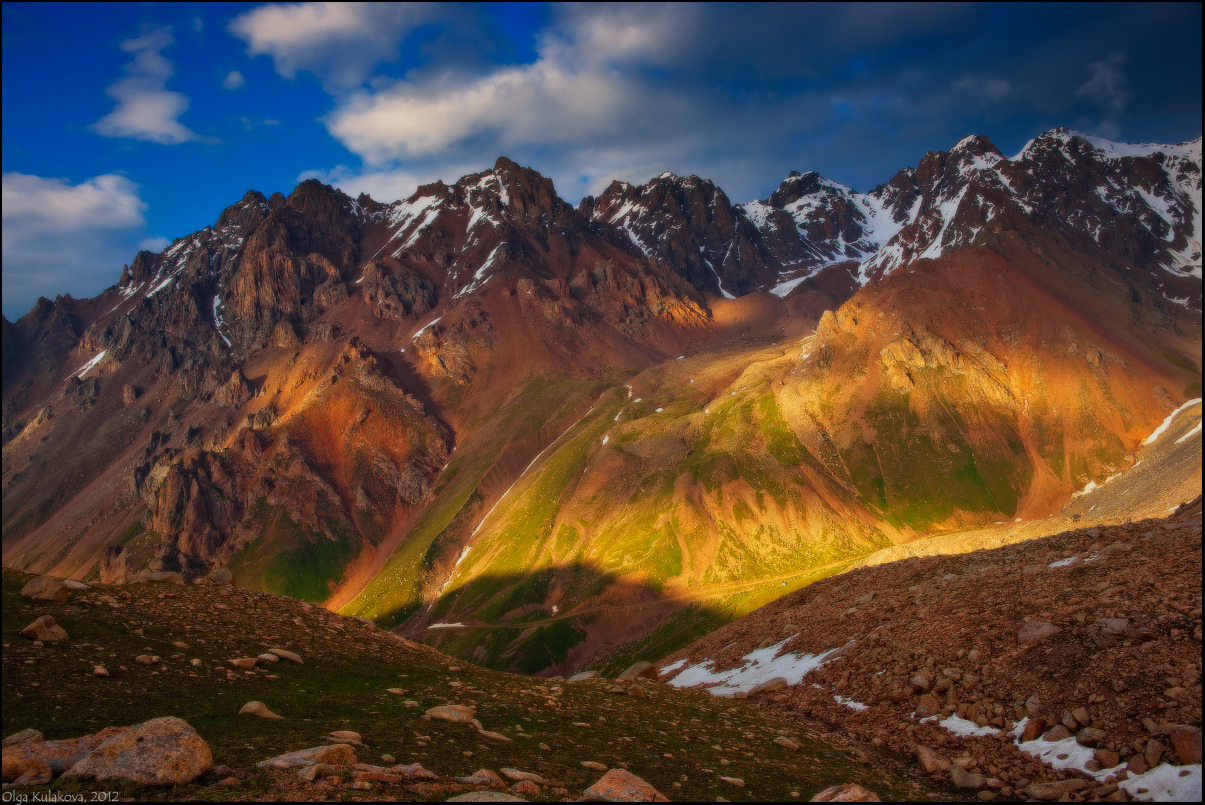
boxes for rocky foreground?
[2,566,952,801]
[661,498,1204,802]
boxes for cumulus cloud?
[1077,53,1128,114]
[324,5,697,165]
[2,173,155,317]
[230,2,435,87]
[223,70,245,90]
[92,27,208,144]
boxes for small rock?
[1072,707,1092,726]
[570,671,601,681]
[1095,748,1120,768]
[581,761,608,771]
[501,768,547,784]
[446,794,525,802]
[479,731,512,742]
[1024,780,1091,800]
[297,763,336,782]
[582,768,669,801]
[389,762,439,781]
[1044,725,1072,742]
[229,658,257,670]
[257,744,357,769]
[774,736,801,752]
[19,615,68,642]
[267,648,303,664]
[720,776,745,787]
[628,685,645,698]
[92,666,109,677]
[63,717,211,784]
[908,673,931,692]
[21,576,71,602]
[461,768,505,787]
[1076,728,1106,748]
[426,705,476,723]
[135,655,159,665]
[1145,738,1164,768]
[1021,718,1046,742]
[810,783,882,801]
[239,701,283,719]
[511,779,540,796]
[257,653,280,663]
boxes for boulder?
[916,745,951,774]
[582,768,670,801]
[810,783,882,801]
[63,718,211,784]
[426,705,475,723]
[1017,621,1060,645]
[569,671,601,682]
[915,693,941,718]
[1170,724,1202,765]
[618,661,658,681]
[207,567,233,585]
[239,701,283,720]
[21,576,70,602]
[950,763,986,789]
[19,615,68,642]
[749,677,789,696]
[2,730,42,747]
[257,744,357,769]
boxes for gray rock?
[19,615,68,642]
[257,744,357,769]
[618,661,658,681]
[21,576,70,602]
[748,677,789,696]
[950,764,986,789]
[569,671,601,682]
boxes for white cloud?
[2,173,147,233]
[324,5,696,165]
[223,70,245,90]
[92,27,208,144]
[229,2,435,87]
[2,173,154,317]
[1077,53,1128,114]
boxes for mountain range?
[2,127,1201,675]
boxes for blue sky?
[3,2,1201,319]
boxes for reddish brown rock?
[63,718,210,784]
[810,783,882,801]
[582,768,669,801]
[916,745,952,774]
[1169,725,1201,765]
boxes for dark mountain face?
[2,131,1200,675]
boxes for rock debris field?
[3,565,948,801]
[661,498,1203,802]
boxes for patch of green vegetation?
[228,493,360,602]
[346,377,610,623]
